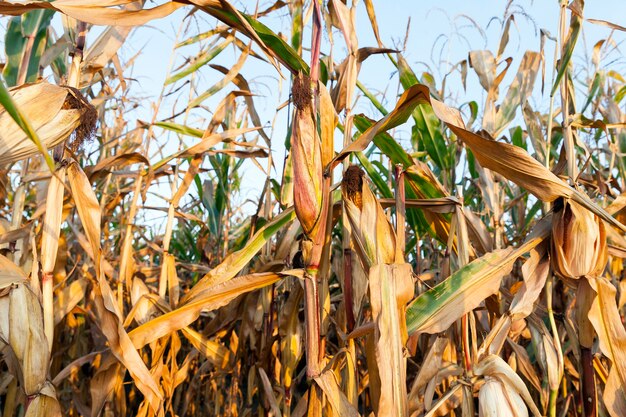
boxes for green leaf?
[550,12,581,97]
[3,10,54,86]
[407,248,515,335]
[201,4,308,74]
[165,35,234,86]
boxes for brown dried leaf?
[369,263,412,417]
[314,370,360,417]
[0,0,186,26]
[53,278,87,325]
[67,161,163,412]
[587,277,626,417]
[510,241,549,319]
[129,272,282,349]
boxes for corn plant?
[0,1,625,417]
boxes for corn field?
[0,0,626,416]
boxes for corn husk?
[291,73,323,239]
[341,165,396,267]
[475,354,541,417]
[0,83,96,166]
[478,377,528,417]
[0,255,61,417]
[551,198,607,280]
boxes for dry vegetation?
[1,0,626,416]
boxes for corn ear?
[478,377,528,417]
[291,73,323,239]
[0,255,61,416]
[474,354,541,417]
[551,198,607,280]
[0,82,96,166]
[341,165,396,267]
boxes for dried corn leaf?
[67,160,163,412]
[129,272,282,349]
[369,263,412,417]
[329,85,435,170]
[0,253,27,288]
[492,51,541,137]
[0,0,186,26]
[509,241,549,319]
[210,65,271,145]
[406,248,514,335]
[314,370,360,417]
[587,277,626,417]
[412,83,626,233]
[507,339,543,394]
[279,284,303,405]
[181,327,230,369]
[53,278,87,325]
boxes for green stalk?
[545,275,563,417]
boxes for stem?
[304,267,321,378]
[548,387,558,414]
[580,347,597,417]
[546,275,564,417]
[42,272,54,353]
[557,0,578,181]
[10,160,29,265]
[16,35,36,86]
[394,165,405,262]
[343,248,355,331]
[461,315,472,372]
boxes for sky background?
[62,0,626,226]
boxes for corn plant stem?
[119,176,143,291]
[493,181,502,250]
[40,166,67,353]
[337,0,359,375]
[16,34,36,86]
[580,347,597,417]
[546,92,555,172]
[304,267,321,378]
[346,339,358,406]
[545,275,563,417]
[66,22,86,90]
[394,165,405,261]
[544,13,560,214]
[159,151,186,299]
[40,21,87,351]
[10,160,29,265]
[558,0,578,182]
[548,389,558,417]
[343,247,355,331]
[304,171,332,379]
[120,23,182,299]
[461,315,472,372]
